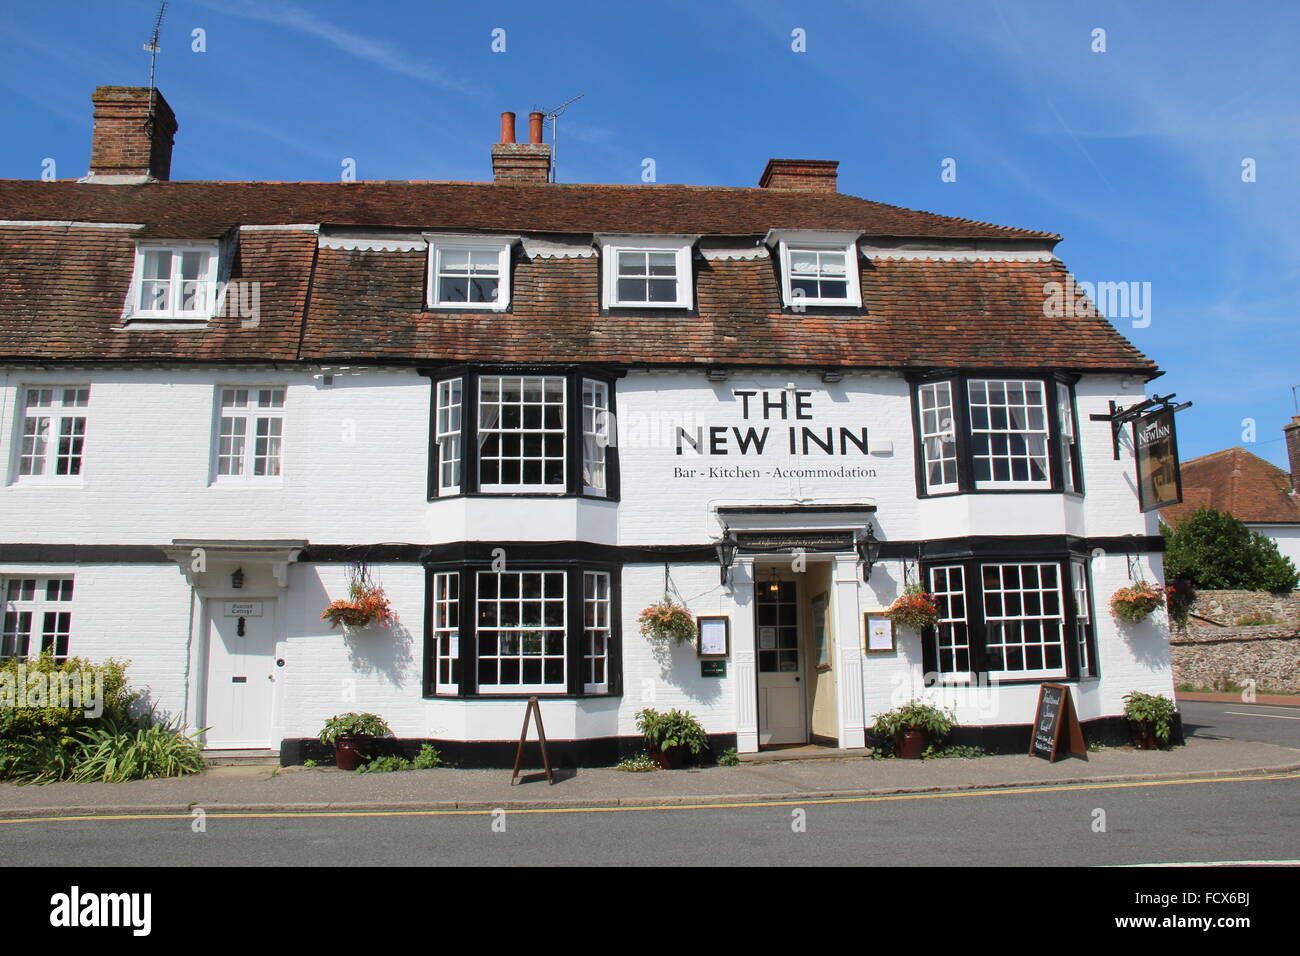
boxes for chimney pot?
[500,111,516,144]
[528,111,544,145]
[491,109,551,183]
[758,158,839,193]
[86,86,178,183]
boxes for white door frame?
[195,591,284,749]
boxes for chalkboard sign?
[1029,683,1087,762]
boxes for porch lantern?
[715,534,739,585]
[765,567,781,594]
[231,567,244,589]
[855,526,881,582]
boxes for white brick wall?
[0,365,1173,743]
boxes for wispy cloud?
[198,0,479,95]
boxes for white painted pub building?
[0,87,1176,763]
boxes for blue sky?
[1,1,1296,469]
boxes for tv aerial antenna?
[143,2,168,121]
[539,93,584,183]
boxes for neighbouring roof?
[1161,447,1300,527]
[0,179,1159,373]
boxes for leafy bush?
[1122,691,1178,745]
[0,658,180,785]
[1165,578,1196,628]
[1163,509,1299,592]
[318,712,392,745]
[716,747,741,767]
[356,744,443,773]
[635,708,710,755]
[72,715,205,783]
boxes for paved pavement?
[1,735,1297,818]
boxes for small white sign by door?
[224,601,264,618]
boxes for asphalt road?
[3,773,1296,867]
[1179,699,1300,748]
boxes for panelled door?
[204,599,277,749]
[756,578,808,746]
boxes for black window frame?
[920,550,1098,687]
[909,370,1083,499]
[422,557,623,700]
[420,365,622,501]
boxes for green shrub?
[716,747,741,767]
[1163,509,1299,592]
[635,708,709,755]
[1123,691,1178,745]
[72,714,205,783]
[356,754,411,774]
[411,744,442,769]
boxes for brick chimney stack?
[491,110,551,183]
[1284,416,1300,493]
[85,86,178,183]
[759,159,839,193]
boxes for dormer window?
[768,230,862,308]
[130,243,218,320]
[426,236,515,311]
[598,236,695,309]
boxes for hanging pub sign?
[1134,408,1182,513]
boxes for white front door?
[204,599,277,749]
[756,577,807,746]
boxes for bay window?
[425,561,620,698]
[923,554,1097,684]
[428,368,619,498]
[911,374,1081,496]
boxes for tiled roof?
[0,180,1059,241]
[0,179,1159,373]
[1161,447,1300,527]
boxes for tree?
[1162,507,1299,592]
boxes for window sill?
[425,691,622,701]
[425,302,510,313]
[117,316,213,330]
[10,477,85,488]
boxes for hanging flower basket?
[638,595,696,646]
[321,562,396,632]
[885,584,940,631]
[1110,581,1165,623]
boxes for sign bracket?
[1089,393,1191,460]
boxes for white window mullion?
[214,386,285,481]
[16,386,88,481]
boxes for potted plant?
[1109,581,1165,623]
[1122,691,1177,749]
[885,584,940,632]
[635,707,710,769]
[637,595,696,646]
[871,699,955,759]
[318,712,392,770]
[321,562,396,632]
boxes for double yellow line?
[2,769,1296,825]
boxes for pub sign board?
[1134,408,1182,513]
[1029,682,1087,762]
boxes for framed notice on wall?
[697,616,730,658]
[863,613,895,653]
[1134,408,1183,512]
